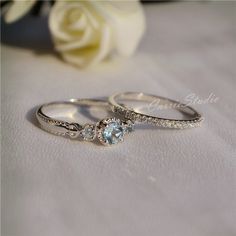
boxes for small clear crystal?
[81,124,95,141]
[123,120,134,133]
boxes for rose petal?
[4,0,36,23]
[49,2,100,42]
[55,26,97,51]
[62,24,112,68]
[91,1,145,56]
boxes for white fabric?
[2,3,236,236]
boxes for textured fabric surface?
[2,3,236,236]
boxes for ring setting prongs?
[96,117,134,146]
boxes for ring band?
[109,92,203,129]
[36,99,134,145]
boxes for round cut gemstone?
[123,120,134,133]
[81,124,96,141]
[102,121,124,145]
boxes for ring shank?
[36,99,108,137]
[109,92,203,129]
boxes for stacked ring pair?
[36,92,203,146]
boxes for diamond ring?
[109,92,203,129]
[36,99,134,146]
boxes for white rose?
[49,0,145,68]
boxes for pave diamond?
[81,124,96,141]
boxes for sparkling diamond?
[136,114,142,122]
[102,121,124,145]
[81,124,96,141]
[123,120,134,133]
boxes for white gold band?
[109,92,203,129]
[36,99,134,145]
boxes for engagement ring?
[36,99,134,146]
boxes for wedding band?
[36,99,134,146]
[109,92,203,129]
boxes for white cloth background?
[2,3,236,236]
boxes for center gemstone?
[102,122,124,145]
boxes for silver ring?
[109,92,203,129]
[36,99,134,146]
